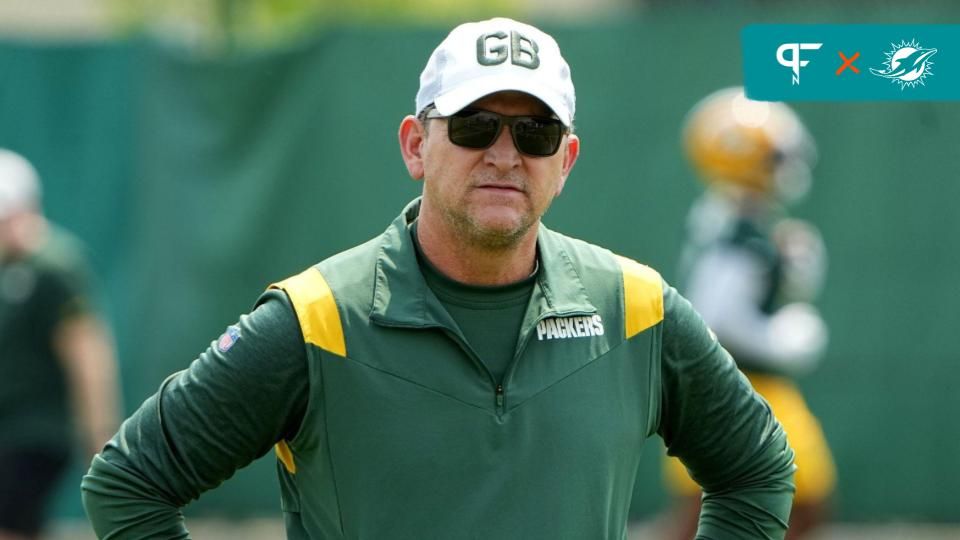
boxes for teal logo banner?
[743,24,958,101]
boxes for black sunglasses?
[424,107,567,157]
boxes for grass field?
[49,519,960,539]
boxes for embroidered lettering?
[536,315,605,341]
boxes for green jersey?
[82,200,794,539]
[0,226,93,451]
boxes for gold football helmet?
[683,87,816,201]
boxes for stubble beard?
[442,189,538,251]
[443,207,534,250]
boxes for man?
[662,87,836,540]
[0,149,120,540]
[83,19,795,539]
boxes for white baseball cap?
[0,149,41,219]
[415,18,576,127]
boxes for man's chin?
[467,217,534,249]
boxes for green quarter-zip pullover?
[83,199,794,539]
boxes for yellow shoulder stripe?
[615,255,664,339]
[270,267,346,357]
[275,440,296,474]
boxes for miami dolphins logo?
[870,39,937,89]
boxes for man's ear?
[555,134,580,195]
[398,115,426,180]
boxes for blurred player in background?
[663,87,836,539]
[0,149,120,540]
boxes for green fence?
[2,4,959,526]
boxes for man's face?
[0,209,42,260]
[419,91,578,249]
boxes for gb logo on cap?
[476,31,540,69]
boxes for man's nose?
[484,125,522,169]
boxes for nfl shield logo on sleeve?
[217,325,242,352]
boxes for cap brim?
[434,74,572,126]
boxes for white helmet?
[0,149,41,219]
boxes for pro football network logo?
[870,39,937,89]
[776,42,823,85]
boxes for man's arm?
[81,291,308,539]
[40,247,122,460]
[55,313,121,460]
[658,284,795,539]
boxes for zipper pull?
[495,384,504,409]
